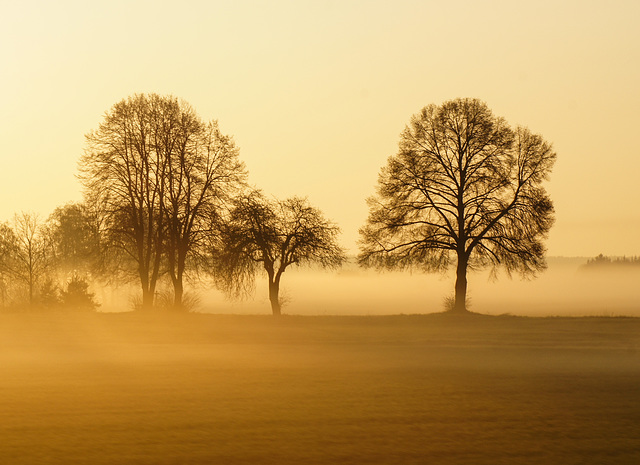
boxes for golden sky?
[1,0,638,256]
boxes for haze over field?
[130,258,637,317]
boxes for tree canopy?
[359,98,556,313]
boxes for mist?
[91,257,639,317]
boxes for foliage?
[359,98,556,312]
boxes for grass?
[0,311,639,464]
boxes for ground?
[0,311,639,464]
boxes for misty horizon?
[89,256,639,317]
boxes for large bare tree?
[80,93,245,310]
[81,94,168,310]
[359,98,556,313]
[163,120,245,310]
[215,192,346,315]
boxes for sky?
[1,0,639,257]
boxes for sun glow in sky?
[1,0,639,256]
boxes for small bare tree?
[0,222,18,308]
[215,191,346,315]
[10,212,50,306]
[359,98,556,313]
[45,202,100,278]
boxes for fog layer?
[97,258,638,317]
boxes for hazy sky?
[1,0,639,257]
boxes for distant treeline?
[581,254,640,270]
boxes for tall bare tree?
[163,120,245,310]
[215,192,346,315]
[359,98,556,313]
[80,94,245,310]
[81,94,168,310]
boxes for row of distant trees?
[0,95,556,315]
[0,208,100,311]
[582,254,640,270]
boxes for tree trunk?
[172,245,189,311]
[28,253,34,306]
[28,276,34,306]
[141,287,154,311]
[139,267,156,311]
[268,280,281,316]
[266,270,282,317]
[452,253,469,313]
[173,278,184,310]
[168,261,184,311]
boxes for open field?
[1,312,639,464]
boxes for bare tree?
[359,98,556,313]
[0,222,18,308]
[215,191,346,315]
[45,202,100,278]
[80,94,176,310]
[9,212,50,306]
[80,94,245,311]
[163,120,246,310]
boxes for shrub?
[60,275,100,311]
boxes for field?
[1,312,639,464]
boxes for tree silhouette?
[80,93,245,310]
[0,222,18,308]
[215,191,346,315]
[81,94,168,310]
[9,212,50,306]
[45,202,100,277]
[359,98,556,313]
[60,275,100,311]
[162,119,245,310]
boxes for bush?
[60,276,100,311]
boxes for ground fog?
[168,257,640,316]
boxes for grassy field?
[0,311,639,464]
